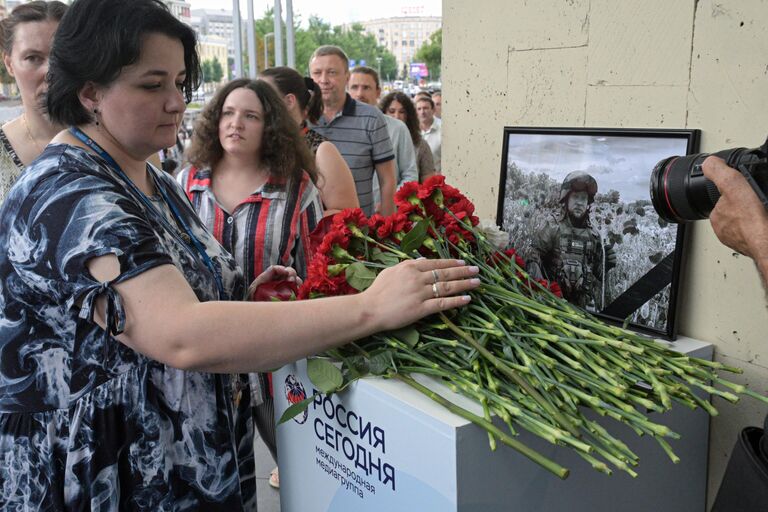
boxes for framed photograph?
[496,127,700,339]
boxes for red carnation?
[489,248,526,269]
[332,208,368,231]
[417,175,446,200]
[309,216,335,255]
[318,228,351,258]
[394,182,421,208]
[251,280,299,302]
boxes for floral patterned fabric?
[0,143,252,510]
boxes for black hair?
[0,1,67,56]
[415,95,435,109]
[187,78,317,185]
[46,0,201,126]
[380,91,422,148]
[351,66,380,88]
[261,66,323,124]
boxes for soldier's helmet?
[559,171,598,204]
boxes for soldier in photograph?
[527,171,616,309]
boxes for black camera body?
[650,137,768,223]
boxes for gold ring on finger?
[432,282,440,298]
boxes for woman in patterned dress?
[0,1,67,206]
[0,0,480,510]
[260,66,359,216]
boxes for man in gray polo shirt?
[349,66,418,208]
[308,46,396,216]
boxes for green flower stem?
[364,236,411,259]
[393,373,570,480]
[684,391,719,416]
[579,417,639,464]
[743,388,768,404]
[473,361,498,451]
[644,367,672,409]
[575,450,613,475]
[450,332,584,438]
[655,436,681,464]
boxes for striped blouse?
[177,166,323,286]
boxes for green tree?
[201,59,213,88]
[414,28,442,80]
[247,11,397,79]
[211,57,224,83]
[0,64,12,86]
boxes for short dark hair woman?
[0,0,67,205]
[0,0,478,509]
[380,91,436,182]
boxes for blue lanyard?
[69,126,225,299]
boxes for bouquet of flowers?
[279,176,767,479]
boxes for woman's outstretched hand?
[361,258,480,332]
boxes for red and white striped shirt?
[177,166,323,287]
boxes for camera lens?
[650,148,749,223]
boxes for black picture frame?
[496,126,700,339]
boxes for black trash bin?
[711,415,768,512]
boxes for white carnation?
[477,219,509,250]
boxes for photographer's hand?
[702,156,768,284]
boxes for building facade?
[354,15,441,79]
[163,0,191,25]
[197,34,228,84]
[191,8,236,63]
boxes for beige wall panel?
[443,47,588,220]
[585,85,688,126]
[587,0,695,86]
[687,0,768,148]
[444,0,589,51]
[679,223,768,362]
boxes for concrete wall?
[442,0,768,505]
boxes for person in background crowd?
[158,133,184,174]
[380,90,436,183]
[414,90,431,102]
[260,65,359,216]
[0,0,67,205]
[349,66,417,207]
[417,94,442,174]
[432,90,442,118]
[0,0,479,509]
[178,78,323,496]
[308,45,396,216]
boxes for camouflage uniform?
[528,171,615,309]
[530,216,610,308]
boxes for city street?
[0,99,23,123]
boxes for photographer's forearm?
[756,259,768,289]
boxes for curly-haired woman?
[380,91,436,182]
[177,77,323,498]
